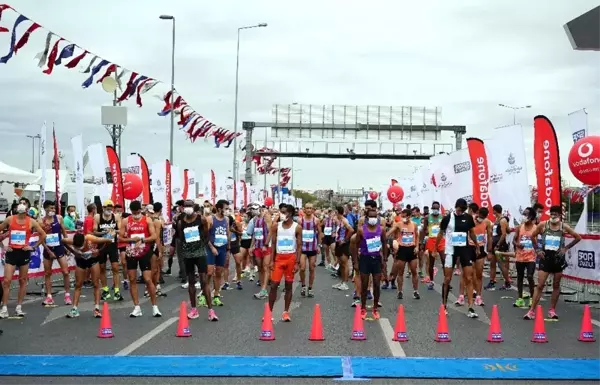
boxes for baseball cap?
[145,204,154,213]
[103,200,114,207]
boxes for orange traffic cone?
[487,305,503,343]
[309,304,325,341]
[392,305,408,342]
[578,304,596,342]
[176,301,191,337]
[259,303,275,341]
[434,304,450,342]
[531,305,548,343]
[97,302,113,338]
[351,304,366,340]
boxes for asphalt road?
[1,257,599,384]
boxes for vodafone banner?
[150,161,168,219]
[467,138,493,217]
[533,116,562,221]
[486,125,530,225]
[106,146,124,208]
[187,170,197,199]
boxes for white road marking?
[379,318,406,357]
[272,281,300,325]
[115,316,178,356]
[432,282,491,325]
[591,319,600,328]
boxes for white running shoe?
[152,305,162,317]
[181,282,189,289]
[130,305,143,317]
[195,282,201,289]
[0,306,8,319]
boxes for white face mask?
[17,204,27,213]
[431,209,439,216]
[69,212,76,217]
[550,217,560,224]
[47,211,56,217]
[280,214,287,222]
[367,217,378,226]
[402,218,409,223]
[204,207,211,214]
[521,216,528,223]
[104,210,113,216]
[476,217,484,223]
[225,209,232,216]
[132,213,143,220]
[184,207,194,215]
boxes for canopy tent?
[0,161,40,184]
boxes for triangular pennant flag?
[81,55,98,73]
[0,4,12,33]
[54,43,75,65]
[13,22,40,54]
[64,49,87,69]
[0,14,28,63]
[81,59,109,88]
[96,63,116,83]
[35,32,53,67]
[42,37,64,74]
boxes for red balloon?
[264,196,274,207]
[387,185,404,204]
[123,173,143,200]
[568,136,600,186]
[369,191,379,200]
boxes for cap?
[103,199,114,207]
[145,204,154,213]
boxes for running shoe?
[523,310,535,320]
[152,305,162,317]
[367,290,373,300]
[187,307,200,319]
[474,295,483,306]
[301,286,307,297]
[547,308,559,320]
[484,281,496,291]
[499,283,512,291]
[318,261,325,267]
[208,309,219,321]
[253,289,268,299]
[0,307,8,319]
[221,282,231,291]
[198,295,208,307]
[194,282,201,289]
[42,296,54,306]
[351,298,360,307]
[406,271,411,278]
[66,308,79,318]
[381,281,389,290]
[281,311,291,322]
[212,296,223,307]
[15,306,25,318]
[397,291,403,300]
[339,282,349,291]
[307,288,315,298]
[361,307,367,320]
[413,291,420,300]
[181,282,189,289]
[372,308,380,320]
[164,269,172,276]
[93,307,102,318]
[427,282,435,290]
[455,295,465,306]
[101,289,111,301]
[390,281,397,290]
[144,290,149,298]
[418,271,424,279]
[513,298,526,308]
[130,306,143,317]
[64,293,72,305]
[467,308,478,318]
[123,280,129,290]
[236,281,243,290]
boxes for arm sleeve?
[440,214,450,231]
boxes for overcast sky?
[0,0,597,192]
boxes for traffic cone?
[259,303,275,341]
[308,304,325,341]
[531,305,548,343]
[434,304,450,342]
[97,302,113,338]
[392,305,408,342]
[486,305,503,343]
[351,304,366,340]
[578,304,596,342]
[176,301,191,337]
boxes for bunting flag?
[52,125,60,215]
[0,5,232,148]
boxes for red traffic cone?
[392,305,408,342]
[97,302,113,338]
[531,305,548,343]
[578,304,596,342]
[309,304,325,341]
[434,304,450,342]
[487,305,503,343]
[351,304,366,340]
[259,303,275,341]
[176,301,191,337]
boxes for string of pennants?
[0,4,241,148]
[242,145,291,187]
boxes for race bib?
[401,233,414,245]
[81,251,93,260]
[254,227,264,240]
[544,235,561,251]
[231,232,237,242]
[520,236,533,250]
[450,232,467,247]
[277,236,295,253]
[9,230,26,246]
[241,230,251,240]
[492,225,498,234]
[430,225,439,236]
[302,229,315,243]
[183,226,200,243]
[324,227,332,236]
[366,237,382,253]
[131,233,145,242]
[476,234,485,244]
[46,233,60,247]
[102,232,115,242]
[214,234,228,247]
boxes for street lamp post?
[26,134,40,173]
[498,104,532,124]
[232,23,267,183]
[159,14,176,165]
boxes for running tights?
[516,261,535,298]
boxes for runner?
[205,199,230,307]
[321,209,338,273]
[94,200,122,301]
[251,206,272,300]
[387,209,420,300]
[224,206,243,290]
[485,204,512,291]
[149,202,165,297]
[410,207,425,279]
[352,207,387,320]
[463,206,492,307]
[0,203,47,318]
[513,207,537,309]
[239,206,256,281]
[119,200,162,317]
[39,200,71,306]
[436,198,481,317]
[299,203,322,298]
[524,205,581,320]
[422,201,444,290]
[177,200,217,321]
[268,203,302,322]
[62,233,114,318]
[332,206,354,291]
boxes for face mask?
[280,214,287,222]
[367,217,378,226]
[476,217,484,223]
[184,207,194,215]
[17,204,26,213]
[69,212,76,217]
[104,210,112,216]
[431,209,439,216]
[402,218,409,223]
[47,211,56,217]
[293,216,299,222]
[204,208,211,214]
[132,213,143,220]
[550,217,560,224]
[521,216,528,223]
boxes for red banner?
[138,154,151,204]
[466,138,493,218]
[165,160,172,222]
[106,146,124,208]
[182,169,189,200]
[533,115,562,221]
[210,169,216,205]
[52,126,61,215]
[242,180,248,208]
[233,180,237,209]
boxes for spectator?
[64,205,77,230]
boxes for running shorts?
[359,255,382,275]
[538,251,567,274]
[5,249,31,267]
[425,238,445,253]
[43,246,66,260]
[302,250,318,258]
[98,244,119,264]
[184,256,208,275]
[396,245,417,262]
[476,245,487,260]
[75,255,99,270]
[271,253,296,283]
[240,239,251,249]
[453,246,475,268]
[323,235,335,246]
[126,249,153,271]
[230,243,241,255]
[207,245,227,267]
[253,247,271,259]
[335,241,350,257]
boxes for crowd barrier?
[561,234,600,304]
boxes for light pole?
[159,14,176,165]
[26,134,40,173]
[232,23,268,183]
[498,104,532,124]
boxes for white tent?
[0,161,40,184]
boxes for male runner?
[94,200,122,301]
[332,206,354,291]
[268,204,302,322]
[524,205,581,320]
[321,209,338,272]
[388,209,420,300]
[205,199,230,307]
[298,203,322,297]
[223,206,243,290]
[485,204,512,291]
[251,206,272,299]
[460,206,492,306]
[148,202,165,297]
[513,207,537,309]
[39,200,71,306]
[422,201,444,290]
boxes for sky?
[0,0,598,192]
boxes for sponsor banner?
[210,170,216,205]
[170,165,181,205]
[138,155,151,204]
[151,161,167,219]
[568,108,588,143]
[563,234,600,285]
[533,116,561,221]
[39,122,47,214]
[182,169,189,200]
[186,169,197,199]
[87,143,110,201]
[467,138,493,218]
[430,150,472,210]
[106,146,124,208]
[165,160,172,222]
[0,232,77,280]
[486,125,530,226]
[71,135,85,220]
[201,173,211,201]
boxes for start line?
[0,355,598,380]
